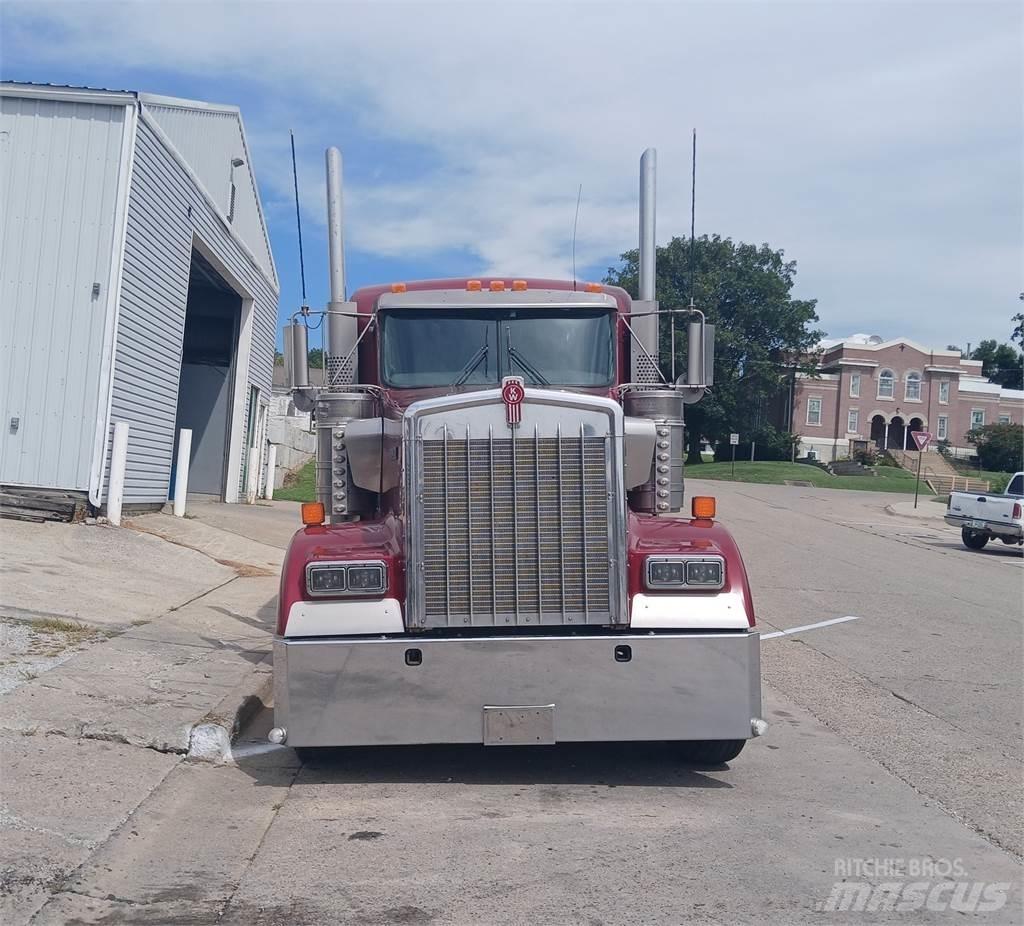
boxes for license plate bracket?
[966,519,989,530]
[483,705,555,745]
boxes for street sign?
[911,431,932,452]
[729,433,739,445]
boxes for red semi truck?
[271,148,765,762]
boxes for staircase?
[887,449,990,494]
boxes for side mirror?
[283,322,310,389]
[677,320,715,399]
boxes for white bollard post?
[264,444,277,500]
[107,421,129,526]
[173,428,192,517]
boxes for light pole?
[228,156,245,223]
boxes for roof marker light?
[466,280,482,291]
[489,280,505,292]
[584,282,603,293]
[390,282,407,293]
[512,280,528,291]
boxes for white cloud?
[4,0,1021,344]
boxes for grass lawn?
[686,460,934,494]
[274,458,316,502]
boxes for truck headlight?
[306,561,388,598]
[645,555,725,591]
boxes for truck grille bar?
[419,429,613,627]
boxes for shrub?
[965,423,1024,473]
[990,473,1011,494]
[852,446,878,466]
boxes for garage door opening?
[172,249,243,499]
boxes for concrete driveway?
[17,482,1020,925]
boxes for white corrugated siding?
[142,102,276,287]
[0,96,128,491]
[107,115,278,504]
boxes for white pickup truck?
[945,472,1023,550]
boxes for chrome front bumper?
[273,631,762,748]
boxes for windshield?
[380,308,615,388]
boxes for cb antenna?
[290,130,308,309]
[689,128,697,309]
[571,183,582,290]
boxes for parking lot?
[17,481,1020,925]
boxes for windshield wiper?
[505,326,549,386]
[452,342,489,385]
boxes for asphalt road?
[35,483,1023,925]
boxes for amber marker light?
[390,282,407,293]
[466,280,482,291]
[301,502,326,526]
[584,282,603,293]
[691,496,716,520]
[512,280,528,291]
[489,280,505,291]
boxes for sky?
[3,0,1021,352]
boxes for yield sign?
[911,430,932,451]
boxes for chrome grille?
[419,426,612,627]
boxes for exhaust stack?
[631,148,660,383]
[324,147,358,387]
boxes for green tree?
[605,235,822,462]
[970,340,1023,390]
[1011,310,1024,350]
[965,423,1024,473]
[274,350,284,367]
[308,348,324,370]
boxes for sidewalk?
[0,499,300,924]
[885,499,948,522]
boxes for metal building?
[0,82,280,510]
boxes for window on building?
[905,371,921,401]
[849,373,861,398]
[877,369,895,398]
[937,416,948,440]
[807,397,822,426]
[971,409,985,429]
[847,409,859,434]
[998,415,1011,425]
[938,380,949,404]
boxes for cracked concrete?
[0,501,301,924]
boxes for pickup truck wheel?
[961,528,989,550]
[680,739,746,765]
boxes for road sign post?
[730,433,739,476]
[911,431,932,508]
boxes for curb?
[884,503,947,523]
[187,651,273,763]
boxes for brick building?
[781,335,1024,461]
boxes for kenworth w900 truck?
[271,148,766,763]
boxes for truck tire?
[961,528,989,550]
[680,739,746,765]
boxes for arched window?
[905,371,921,401]
[877,369,895,399]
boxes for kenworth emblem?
[501,376,525,427]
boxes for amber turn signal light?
[301,502,325,526]
[691,496,716,520]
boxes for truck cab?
[271,151,765,763]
